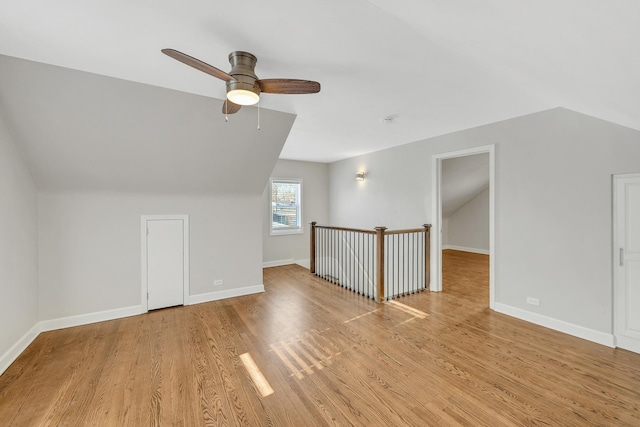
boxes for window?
[270,178,303,235]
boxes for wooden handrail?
[313,224,428,235]
[312,224,376,234]
[385,228,429,235]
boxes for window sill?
[270,229,304,236]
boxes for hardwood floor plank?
[1,251,640,426]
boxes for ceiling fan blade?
[258,79,321,94]
[162,48,235,82]
[222,99,242,114]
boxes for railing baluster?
[351,231,355,292]
[359,232,362,293]
[323,227,326,278]
[392,234,395,298]
[371,234,374,297]
[387,234,391,298]
[338,228,341,286]
[329,228,332,282]
[410,233,414,294]
[333,230,340,283]
[403,233,406,296]
[349,231,351,289]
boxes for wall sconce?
[355,172,365,181]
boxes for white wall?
[330,108,640,338]
[0,115,38,368]
[38,191,263,320]
[446,186,490,253]
[262,160,329,267]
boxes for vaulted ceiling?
[442,154,489,217]
[1,0,638,167]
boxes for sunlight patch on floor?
[239,352,275,397]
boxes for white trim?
[616,335,640,354]
[443,245,490,255]
[262,258,311,269]
[269,177,304,236]
[189,285,265,305]
[39,305,144,333]
[612,172,640,354]
[141,215,190,311]
[495,303,615,348]
[295,259,310,269]
[0,284,264,376]
[1,305,143,376]
[432,144,496,309]
[263,258,295,268]
[0,323,41,376]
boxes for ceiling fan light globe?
[227,89,260,106]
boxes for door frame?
[613,172,640,353]
[431,144,496,309]
[141,215,190,312]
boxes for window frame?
[269,177,304,236]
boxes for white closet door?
[614,173,640,353]
[146,219,184,310]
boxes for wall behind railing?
[328,107,640,344]
[262,160,329,268]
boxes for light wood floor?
[1,250,639,426]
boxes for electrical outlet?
[214,279,223,286]
[526,297,540,306]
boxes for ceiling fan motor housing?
[226,51,261,96]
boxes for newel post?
[375,226,387,302]
[423,224,431,290]
[310,222,317,274]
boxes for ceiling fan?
[162,48,321,114]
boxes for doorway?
[431,145,495,309]
[141,215,190,311]
[613,173,640,353]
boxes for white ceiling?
[1,0,639,164]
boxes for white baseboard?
[1,306,144,377]
[262,258,310,269]
[189,284,265,305]
[0,323,41,377]
[443,245,490,255]
[615,335,640,354]
[295,259,310,269]
[494,303,615,348]
[263,258,295,268]
[1,287,269,377]
[39,305,144,333]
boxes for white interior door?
[614,173,640,353]
[146,218,185,310]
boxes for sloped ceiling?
[1,0,638,169]
[0,55,295,194]
[442,154,489,217]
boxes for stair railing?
[310,222,431,302]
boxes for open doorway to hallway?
[441,154,490,304]
[431,145,495,309]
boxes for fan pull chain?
[257,101,261,130]
[224,100,229,123]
